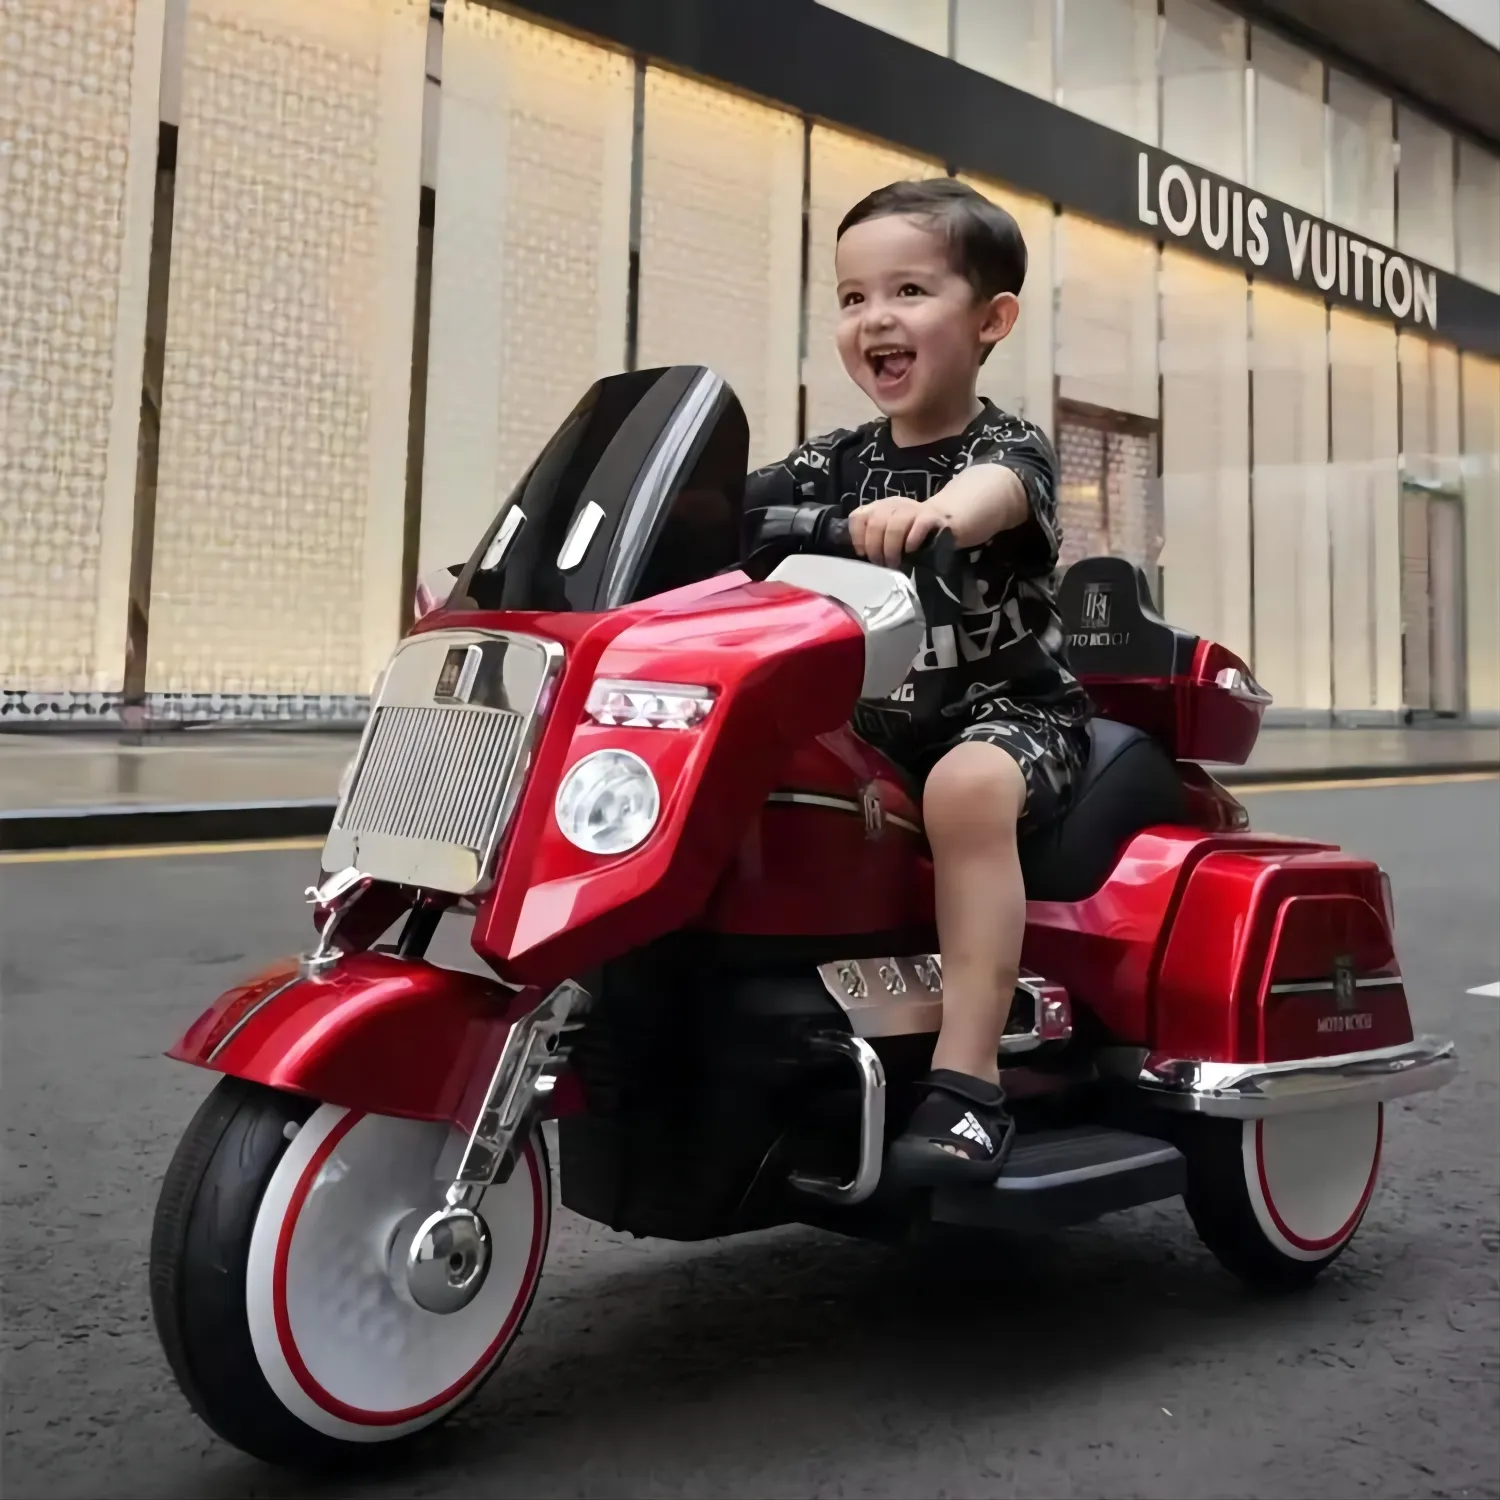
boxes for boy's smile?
[834,212,1016,446]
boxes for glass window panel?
[1056,213,1159,419]
[804,126,941,440]
[1328,70,1394,246]
[1159,250,1250,660]
[813,0,949,54]
[1160,0,1245,181]
[1400,333,1462,487]
[149,0,428,703]
[1461,354,1500,713]
[637,69,803,469]
[962,177,1056,432]
[420,4,633,580]
[1251,284,1331,710]
[1058,0,1157,143]
[953,0,1054,100]
[1397,105,1456,273]
[1328,308,1401,713]
[1456,139,1500,293]
[1250,26,1324,217]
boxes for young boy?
[743,178,1092,1188]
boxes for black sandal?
[886,1069,1017,1189]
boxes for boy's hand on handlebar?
[848,498,951,570]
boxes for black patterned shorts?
[905,700,1092,835]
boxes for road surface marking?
[1468,982,1500,998]
[0,837,324,866]
[2,772,1493,862]
[1237,771,1498,794]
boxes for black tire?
[1180,1116,1353,1292]
[149,1079,357,1468]
[150,1078,550,1469]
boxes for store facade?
[3,0,1498,723]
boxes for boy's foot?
[886,1069,1016,1189]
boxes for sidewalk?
[1,724,1496,851]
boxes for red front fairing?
[453,574,867,985]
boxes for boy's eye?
[897,283,928,298]
[840,291,864,309]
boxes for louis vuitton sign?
[1136,147,1441,331]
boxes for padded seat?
[1019,718,1189,903]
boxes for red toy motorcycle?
[150,366,1457,1468]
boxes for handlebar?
[820,515,957,575]
[747,503,957,577]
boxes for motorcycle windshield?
[449,366,749,615]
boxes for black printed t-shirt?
[743,401,1092,762]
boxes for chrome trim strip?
[787,1032,886,1206]
[1136,1035,1458,1118]
[766,790,923,836]
[557,500,605,572]
[764,553,926,701]
[206,976,302,1063]
[815,955,1073,1052]
[480,505,526,572]
[990,1143,1183,1192]
[1268,976,1404,995]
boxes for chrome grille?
[321,628,563,896]
[339,705,524,850]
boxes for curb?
[2,763,1496,852]
[0,799,338,853]
[1215,760,1500,788]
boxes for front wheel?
[1180,1104,1383,1292]
[150,1078,550,1467]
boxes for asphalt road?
[3,779,1498,1500]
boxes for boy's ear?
[978,291,1021,353]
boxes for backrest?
[1057,556,1198,680]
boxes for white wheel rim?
[245,1106,547,1442]
[1242,1103,1382,1262]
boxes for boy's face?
[834,213,1016,427]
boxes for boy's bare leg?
[925,741,1027,1083]
[887,740,1026,1186]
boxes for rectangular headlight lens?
[585,680,716,730]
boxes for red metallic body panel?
[702,728,933,937]
[1081,640,1265,766]
[1021,829,1329,1044]
[470,581,866,985]
[169,953,537,1127]
[1151,847,1411,1063]
[178,560,1419,1116]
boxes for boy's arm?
[853,420,1060,575]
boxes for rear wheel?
[1181,1104,1383,1291]
[150,1078,550,1468]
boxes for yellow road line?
[0,836,324,866]
[2,771,1493,864]
[1236,770,1498,794]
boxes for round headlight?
[555,750,660,855]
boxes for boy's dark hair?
[837,179,1027,363]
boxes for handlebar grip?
[823,516,957,575]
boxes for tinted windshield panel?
[452,366,747,615]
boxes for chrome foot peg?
[787,1031,886,1206]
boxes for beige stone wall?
[418,1,633,580]
[0,0,163,701]
[144,0,426,704]
[804,126,939,442]
[636,68,802,470]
